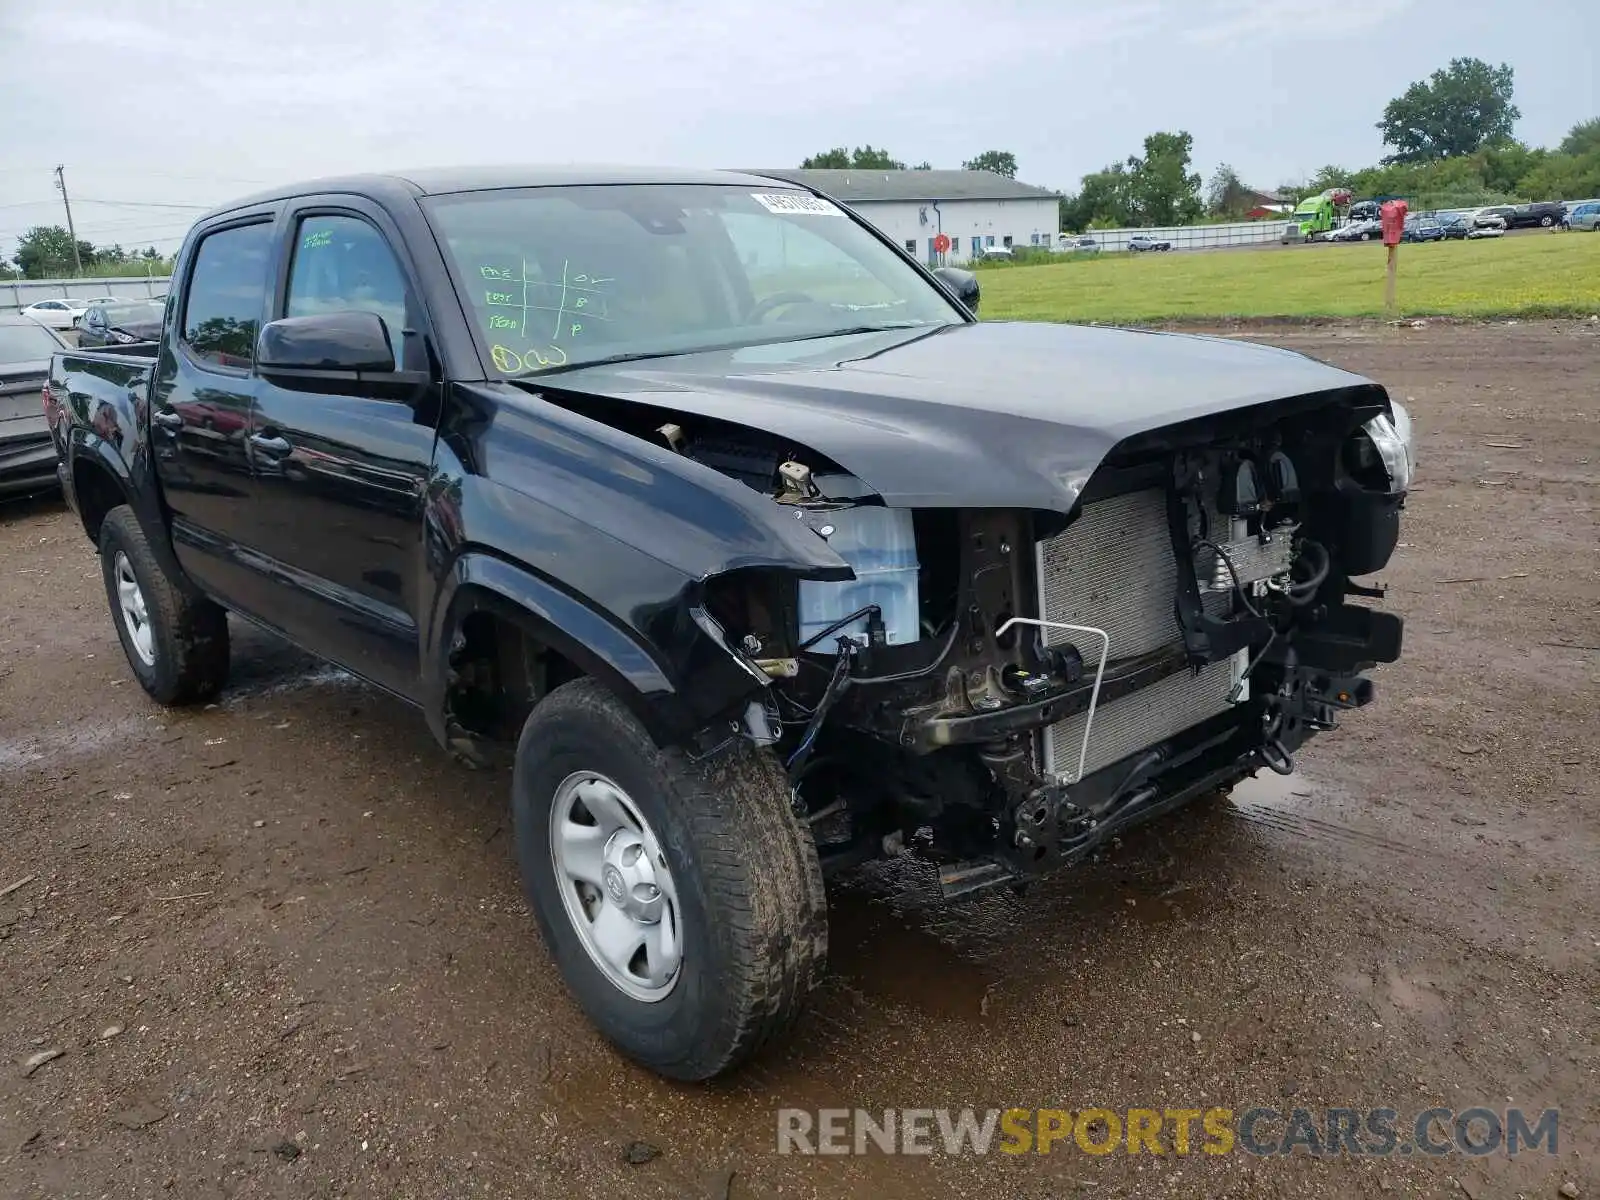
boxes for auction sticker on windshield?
[750,192,844,216]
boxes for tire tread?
[99,505,229,705]
[517,679,827,1079]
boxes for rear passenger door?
[151,218,275,610]
[243,201,441,699]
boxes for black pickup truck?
[46,166,1407,1080]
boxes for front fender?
[419,382,860,749]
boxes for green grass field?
[979,231,1600,324]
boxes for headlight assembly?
[1347,401,1414,494]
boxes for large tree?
[1126,131,1203,225]
[1559,117,1600,158]
[1059,164,1134,231]
[1205,163,1248,216]
[13,225,95,279]
[962,150,1017,178]
[1378,58,1519,163]
[800,145,906,170]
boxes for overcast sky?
[1,0,1594,262]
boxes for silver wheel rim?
[113,551,155,667]
[549,771,682,1002]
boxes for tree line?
[798,58,1597,233]
[2,226,174,280]
[799,147,1020,177]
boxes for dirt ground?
[1,319,1595,1200]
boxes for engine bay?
[547,386,1408,893]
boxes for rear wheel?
[98,505,230,705]
[512,679,827,1080]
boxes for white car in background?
[18,299,81,329]
[18,296,118,329]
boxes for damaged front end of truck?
[669,383,1409,896]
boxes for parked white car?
[19,299,81,329]
[18,296,118,329]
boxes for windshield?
[423,184,965,377]
[0,322,61,363]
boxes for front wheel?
[512,679,827,1080]
[98,505,230,705]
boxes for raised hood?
[534,320,1384,512]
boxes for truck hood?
[537,320,1382,511]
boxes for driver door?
[242,201,441,699]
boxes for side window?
[286,215,411,360]
[183,222,272,369]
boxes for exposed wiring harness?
[797,604,880,653]
[785,638,856,774]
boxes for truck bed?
[47,346,157,460]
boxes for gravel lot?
[1,319,1596,1199]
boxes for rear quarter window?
[182,222,273,369]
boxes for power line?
[74,197,213,211]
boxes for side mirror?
[932,266,980,315]
[257,311,395,374]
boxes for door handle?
[249,433,293,457]
[153,410,184,432]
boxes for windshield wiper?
[764,322,947,345]
[501,323,948,382]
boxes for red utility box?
[1381,200,1408,246]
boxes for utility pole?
[53,165,84,277]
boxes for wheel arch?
[69,446,131,543]
[66,435,199,600]
[423,549,711,756]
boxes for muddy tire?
[98,504,230,705]
[512,678,827,1081]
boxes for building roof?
[743,169,1060,203]
[1244,186,1289,205]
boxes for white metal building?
[749,169,1061,265]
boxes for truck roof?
[200,165,807,222]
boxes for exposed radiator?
[1034,486,1291,781]
[1042,657,1241,782]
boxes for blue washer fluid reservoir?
[798,497,921,650]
